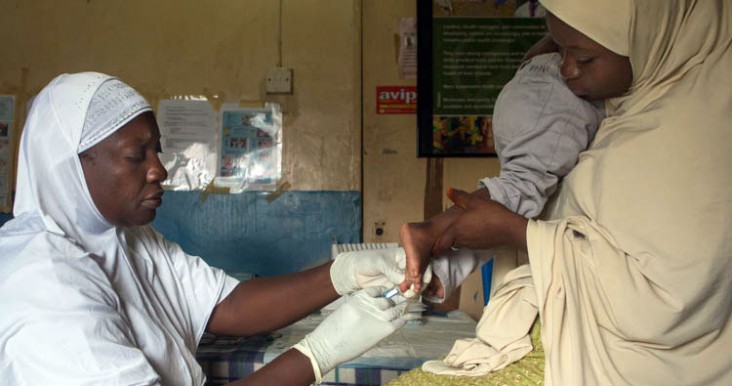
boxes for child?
[482,51,604,219]
[418,51,605,302]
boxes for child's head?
[491,52,604,156]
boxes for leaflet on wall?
[157,98,218,190]
[0,95,14,210]
[398,17,418,79]
[215,103,282,193]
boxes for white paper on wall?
[398,16,418,79]
[157,98,218,191]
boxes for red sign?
[376,86,417,114]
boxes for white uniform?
[0,72,238,386]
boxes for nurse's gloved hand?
[330,247,432,298]
[292,286,422,382]
[330,247,405,295]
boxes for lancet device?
[383,287,400,299]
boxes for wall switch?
[266,67,293,94]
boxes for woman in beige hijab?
[402,0,731,384]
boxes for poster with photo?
[217,103,282,192]
[418,0,546,157]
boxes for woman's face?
[546,12,633,100]
[80,112,168,227]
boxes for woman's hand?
[330,248,406,295]
[433,188,529,255]
[400,188,493,295]
[292,286,421,382]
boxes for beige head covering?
[528,1,732,385]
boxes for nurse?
[0,72,419,385]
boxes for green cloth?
[386,321,544,386]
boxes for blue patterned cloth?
[197,310,478,386]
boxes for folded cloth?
[422,264,536,376]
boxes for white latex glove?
[330,247,432,299]
[293,286,422,382]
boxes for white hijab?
[528,1,732,385]
[1,73,234,385]
[13,72,151,252]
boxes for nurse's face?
[80,112,168,227]
[546,12,633,100]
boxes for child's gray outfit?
[432,52,605,300]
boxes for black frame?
[416,0,437,157]
[417,0,547,158]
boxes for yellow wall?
[0,0,361,192]
[361,1,500,242]
[1,1,504,309]
[361,1,509,319]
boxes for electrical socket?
[266,67,293,94]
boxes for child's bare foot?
[399,222,436,294]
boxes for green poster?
[433,17,546,116]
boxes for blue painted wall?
[152,190,362,276]
[0,191,362,277]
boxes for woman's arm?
[226,349,315,386]
[221,285,416,386]
[206,262,338,336]
[433,188,528,255]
